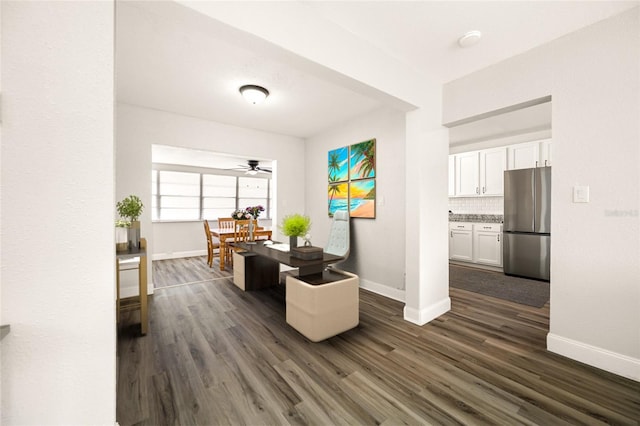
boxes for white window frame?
[152,164,272,222]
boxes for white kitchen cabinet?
[448,155,455,196]
[479,147,507,196]
[507,139,552,169]
[540,139,552,167]
[449,223,473,262]
[508,142,539,170]
[455,152,480,196]
[473,223,503,267]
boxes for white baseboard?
[547,333,640,382]
[404,297,451,326]
[359,278,405,302]
[152,250,207,261]
[449,260,503,273]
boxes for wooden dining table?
[210,226,273,271]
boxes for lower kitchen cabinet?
[449,223,473,262]
[449,222,503,268]
[473,223,503,267]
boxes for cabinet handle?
[497,234,500,242]
[545,160,548,166]
[535,160,538,167]
[482,186,486,194]
[476,187,479,194]
[450,231,453,238]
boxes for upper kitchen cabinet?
[540,139,552,167]
[507,139,552,170]
[453,147,506,197]
[480,147,507,196]
[455,151,480,196]
[448,155,456,197]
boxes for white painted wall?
[305,107,406,300]
[1,1,116,423]
[116,104,305,292]
[444,8,640,381]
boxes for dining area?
[204,216,273,271]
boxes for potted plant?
[280,213,311,248]
[116,195,144,249]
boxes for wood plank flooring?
[117,257,640,425]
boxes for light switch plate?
[573,185,590,203]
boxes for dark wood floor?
[117,256,640,425]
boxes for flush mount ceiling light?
[458,30,482,48]
[239,84,269,104]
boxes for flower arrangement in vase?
[245,205,265,219]
[231,209,252,220]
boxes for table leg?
[220,236,226,271]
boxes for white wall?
[1,1,116,424]
[305,107,406,300]
[444,8,640,381]
[116,104,305,292]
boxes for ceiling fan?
[234,160,272,175]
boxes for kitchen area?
[447,100,552,304]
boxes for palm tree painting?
[328,182,348,217]
[349,179,375,218]
[328,146,348,182]
[349,139,375,180]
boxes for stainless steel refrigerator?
[503,167,551,281]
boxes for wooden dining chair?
[203,220,220,267]
[233,219,251,244]
[218,217,237,266]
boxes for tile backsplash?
[449,197,504,214]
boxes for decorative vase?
[115,227,128,252]
[128,220,141,250]
[289,235,298,249]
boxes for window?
[152,166,272,221]
[202,174,236,220]
[238,176,269,216]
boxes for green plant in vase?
[116,195,144,249]
[280,213,311,249]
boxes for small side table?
[116,237,148,335]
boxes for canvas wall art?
[328,146,349,183]
[349,179,375,218]
[327,139,376,218]
[349,139,376,180]
[328,183,349,218]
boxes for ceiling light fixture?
[458,30,482,48]
[239,84,269,104]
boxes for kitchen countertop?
[449,214,503,223]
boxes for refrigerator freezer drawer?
[503,233,550,281]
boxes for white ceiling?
[116,0,638,162]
